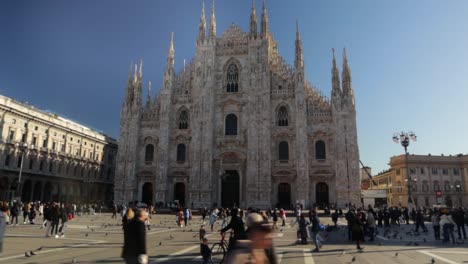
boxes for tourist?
[310,209,321,252]
[200,237,212,264]
[414,209,428,233]
[349,209,364,250]
[452,207,466,240]
[10,202,19,226]
[440,213,456,243]
[201,207,207,222]
[280,208,286,227]
[225,213,278,264]
[431,211,441,240]
[220,208,246,251]
[298,213,309,245]
[209,208,218,232]
[331,210,339,230]
[57,205,68,238]
[121,209,148,264]
[0,203,8,255]
[272,209,278,229]
[366,209,376,241]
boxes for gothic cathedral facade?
[114,1,361,209]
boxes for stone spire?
[133,60,143,106]
[332,48,342,97]
[209,0,216,40]
[197,1,206,44]
[124,63,135,105]
[341,48,353,96]
[294,21,303,69]
[250,0,258,38]
[146,81,152,105]
[166,32,175,71]
[261,0,269,37]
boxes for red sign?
[436,191,442,197]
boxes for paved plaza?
[0,213,467,264]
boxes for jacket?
[122,218,147,258]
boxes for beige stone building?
[0,95,117,203]
[114,2,361,208]
[370,154,467,207]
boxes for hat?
[246,213,272,232]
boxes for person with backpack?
[310,209,321,252]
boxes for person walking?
[111,204,118,219]
[209,208,218,232]
[331,210,339,231]
[50,204,60,238]
[57,205,69,238]
[349,209,364,250]
[201,207,207,223]
[0,203,8,255]
[414,209,428,233]
[121,209,148,264]
[366,209,376,241]
[225,213,278,264]
[272,209,278,230]
[280,208,286,227]
[298,214,309,245]
[431,212,441,240]
[10,202,19,226]
[453,208,466,240]
[440,213,456,243]
[310,210,321,252]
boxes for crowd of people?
[0,199,466,263]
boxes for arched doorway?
[221,170,240,208]
[0,177,9,200]
[174,183,185,207]
[316,182,329,208]
[278,183,291,208]
[33,182,42,201]
[141,182,153,205]
[21,180,32,202]
[43,182,53,202]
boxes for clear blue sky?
[1,0,468,174]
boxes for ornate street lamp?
[12,142,34,200]
[393,131,417,208]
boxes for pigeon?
[413,242,419,246]
[378,242,383,246]
[105,233,108,236]
[431,258,435,264]
[85,233,89,237]
[87,225,90,229]
[36,246,43,251]
[30,251,36,256]
[351,256,356,262]
[25,252,31,257]
[169,235,174,239]
[394,252,398,257]
[159,241,162,246]
[341,251,346,256]
[280,229,283,232]
[72,257,78,263]
[91,229,94,232]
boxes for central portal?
[221,170,239,208]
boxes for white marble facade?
[114,1,360,209]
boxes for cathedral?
[114,1,361,209]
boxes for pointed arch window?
[226,64,239,92]
[278,141,289,161]
[225,114,238,135]
[177,144,186,163]
[315,140,326,160]
[145,144,154,162]
[178,110,189,129]
[277,106,289,126]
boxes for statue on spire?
[294,21,303,69]
[209,0,216,40]
[331,48,342,97]
[341,48,353,96]
[198,1,206,44]
[166,32,175,70]
[261,0,269,37]
[250,0,258,38]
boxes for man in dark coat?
[220,208,246,251]
[122,209,148,264]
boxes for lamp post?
[12,142,32,201]
[393,131,417,209]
